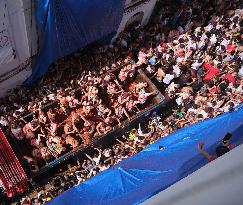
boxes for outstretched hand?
[198,142,205,151]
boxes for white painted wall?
[0,0,38,97]
[125,0,142,7]
[114,0,157,40]
[142,144,243,205]
[22,0,39,57]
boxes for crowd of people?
[1,50,158,171]
[16,103,176,205]
[0,0,242,204]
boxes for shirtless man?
[126,98,139,113]
[38,108,47,124]
[46,121,58,136]
[47,108,56,122]
[118,64,136,83]
[40,146,53,162]
[129,82,148,96]
[136,89,156,105]
[107,82,122,96]
[114,102,131,125]
[11,123,25,140]
[65,135,79,149]
[64,121,76,135]
[95,118,112,137]
[96,103,112,120]
[22,121,35,139]
[117,92,130,105]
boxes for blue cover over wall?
[26,0,125,84]
[47,106,243,205]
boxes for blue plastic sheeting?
[47,106,243,205]
[26,0,125,84]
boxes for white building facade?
[0,0,157,97]
[0,0,38,97]
[115,0,157,38]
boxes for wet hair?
[228,102,234,107]
[159,145,165,150]
[222,133,232,144]
[178,38,184,43]
[219,82,228,91]
[221,45,226,51]
[228,102,235,112]
[232,16,239,24]
[193,104,199,109]
[180,44,185,48]
[205,107,213,113]
[216,145,230,157]
[197,114,203,118]
[217,63,222,68]
[206,80,214,88]
[230,50,235,56]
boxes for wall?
[114,0,157,39]
[22,0,39,58]
[0,0,38,97]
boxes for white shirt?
[163,74,174,84]
[220,38,229,47]
[48,93,55,100]
[238,66,243,78]
[157,45,163,53]
[176,57,184,63]
[198,40,205,49]
[205,24,213,32]
[210,34,217,45]
[0,117,8,127]
[180,92,190,100]
[93,154,101,165]
[187,108,197,114]
[239,52,243,60]
[198,109,208,118]
[201,33,208,41]
[173,65,181,77]
[167,82,179,93]
[176,97,183,105]
[191,61,203,70]
[188,39,197,50]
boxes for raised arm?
[123,108,131,120]
[85,153,93,161]
[198,142,214,161]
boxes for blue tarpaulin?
[26,0,125,84]
[47,106,243,205]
